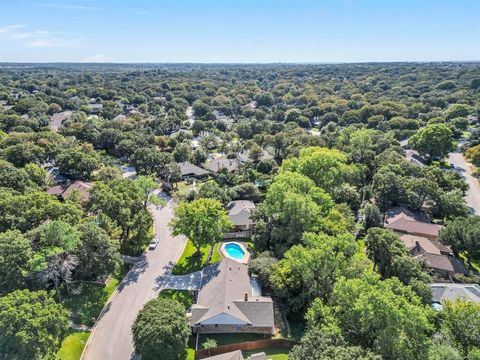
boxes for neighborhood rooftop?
[189,257,275,334]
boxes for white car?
[149,237,159,250]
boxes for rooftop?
[190,257,274,328]
[226,200,255,226]
[431,283,480,304]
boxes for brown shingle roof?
[400,234,452,256]
[416,253,468,275]
[385,217,443,237]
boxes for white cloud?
[136,10,148,16]
[41,3,102,11]
[0,24,78,48]
[82,54,112,62]
[0,25,26,33]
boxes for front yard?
[172,239,221,275]
[56,331,90,360]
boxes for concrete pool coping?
[219,241,250,264]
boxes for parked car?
[149,237,159,250]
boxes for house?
[384,207,443,240]
[189,257,275,335]
[87,102,103,113]
[47,180,93,204]
[178,161,210,179]
[224,201,255,238]
[46,166,69,185]
[399,233,468,277]
[416,253,468,277]
[431,283,480,305]
[400,234,452,257]
[49,111,73,132]
[202,351,243,360]
[208,158,240,174]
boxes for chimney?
[244,293,248,301]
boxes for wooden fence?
[195,339,295,359]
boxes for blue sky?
[0,0,479,63]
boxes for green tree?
[290,328,381,360]
[56,143,101,180]
[438,216,480,261]
[441,300,480,356]
[89,179,152,247]
[364,228,407,277]
[132,297,190,360]
[307,274,434,360]
[270,232,357,312]
[74,222,120,281]
[170,198,232,254]
[0,230,32,294]
[409,124,453,160]
[0,289,69,360]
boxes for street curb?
[80,202,186,360]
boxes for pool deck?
[219,241,250,264]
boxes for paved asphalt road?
[82,200,187,360]
[448,149,480,215]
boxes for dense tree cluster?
[0,62,478,358]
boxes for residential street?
[81,200,187,360]
[448,148,480,215]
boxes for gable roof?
[190,258,274,328]
[47,181,93,203]
[416,253,468,275]
[431,283,480,304]
[385,216,443,238]
[400,234,452,256]
[203,351,243,360]
[226,200,255,226]
[178,162,210,177]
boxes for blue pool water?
[225,243,245,260]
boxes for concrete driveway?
[82,200,187,360]
[448,149,480,215]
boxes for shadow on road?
[117,257,149,292]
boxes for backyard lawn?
[56,331,90,360]
[243,348,289,360]
[172,239,222,275]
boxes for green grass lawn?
[56,331,90,360]
[172,239,222,275]
[159,289,194,310]
[243,348,289,360]
[63,264,131,326]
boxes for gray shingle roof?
[190,258,274,328]
[203,350,243,360]
[226,200,255,226]
[431,283,480,303]
[178,162,210,177]
[208,158,239,173]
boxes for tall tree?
[409,124,453,160]
[170,198,232,255]
[0,230,32,294]
[132,297,190,360]
[0,289,69,360]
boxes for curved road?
[82,200,187,360]
[448,148,480,215]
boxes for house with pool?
[188,242,275,334]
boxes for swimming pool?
[224,243,246,260]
